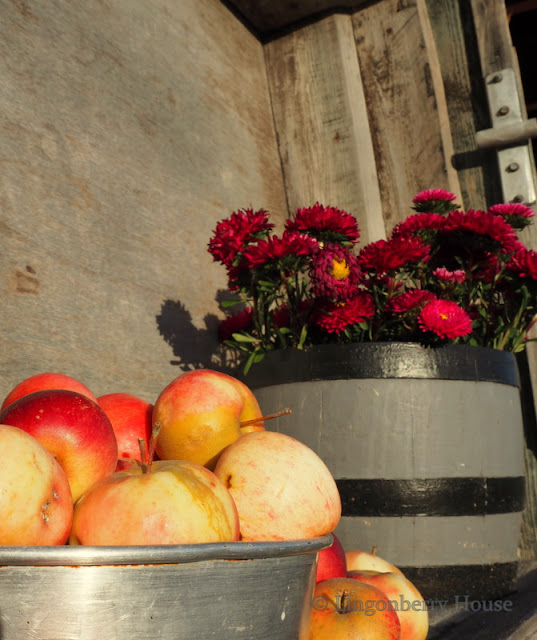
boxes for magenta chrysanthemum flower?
[413,189,457,204]
[392,213,447,237]
[387,289,436,313]
[489,203,535,230]
[243,232,319,269]
[411,189,459,214]
[314,292,375,333]
[358,236,430,273]
[442,209,520,253]
[218,307,253,341]
[285,203,360,244]
[508,248,537,280]
[310,244,361,301]
[208,208,273,267]
[418,299,473,339]
[433,267,466,283]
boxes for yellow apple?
[0,424,73,545]
[152,369,264,469]
[345,548,404,575]
[213,430,341,541]
[347,570,429,640]
[310,577,401,639]
[69,459,240,545]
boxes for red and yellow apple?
[0,424,73,545]
[97,392,153,469]
[1,372,97,410]
[345,548,404,576]
[347,570,429,640]
[0,389,118,502]
[69,459,240,545]
[213,430,341,541]
[152,369,264,469]
[310,577,401,639]
[316,533,347,583]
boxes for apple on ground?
[0,389,118,502]
[347,570,429,640]
[69,445,240,545]
[316,533,347,583]
[0,424,73,545]
[152,369,266,469]
[310,577,401,639]
[97,392,153,470]
[1,372,97,410]
[213,430,341,541]
[345,547,404,575]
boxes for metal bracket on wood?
[476,68,537,205]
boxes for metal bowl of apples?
[0,536,331,640]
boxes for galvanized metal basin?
[0,536,331,640]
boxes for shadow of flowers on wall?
[156,296,241,374]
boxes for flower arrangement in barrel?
[208,189,537,372]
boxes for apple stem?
[371,545,378,556]
[239,407,292,427]
[138,438,148,474]
[147,422,162,473]
[138,422,162,474]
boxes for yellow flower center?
[330,258,350,281]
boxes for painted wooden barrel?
[244,343,526,602]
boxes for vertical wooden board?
[0,0,287,402]
[471,0,537,561]
[425,0,491,210]
[351,0,461,231]
[264,14,386,245]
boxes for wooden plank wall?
[264,0,462,245]
[0,0,287,403]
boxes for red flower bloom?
[411,189,459,214]
[433,267,466,283]
[418,299,473,339]
[392,213,447,237]
[208,208,273,267]
[243,232,319,269]
[508,247,537,280]
[442,210,520,253]
[285,203,360,244]
[413,189,457,204]
[310,244,361,301]
[388,289,436,313]
[358,236,430,273]
[314,292,375,333]
[218,307,253,341]
[488,203,535,230]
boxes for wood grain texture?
[265,13,386,244]
[350,0,461,232]
[425,0,491,210]
[0,0,287,402]
[471,0,537,561]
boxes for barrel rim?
[0,534,333,567]
[242,343,520,388]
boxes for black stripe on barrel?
[336,476,526,517]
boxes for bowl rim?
[0,534,333,566]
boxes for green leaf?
[220,299,245,308]
[231,333,259,343]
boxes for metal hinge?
[476,68,537,205]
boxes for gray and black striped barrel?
[245,342,526,602]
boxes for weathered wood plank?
[0,0,287,402]
[470,0,537,561]
[350,0,461,232]
[424,0,490,210]
[265,13,386,244]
